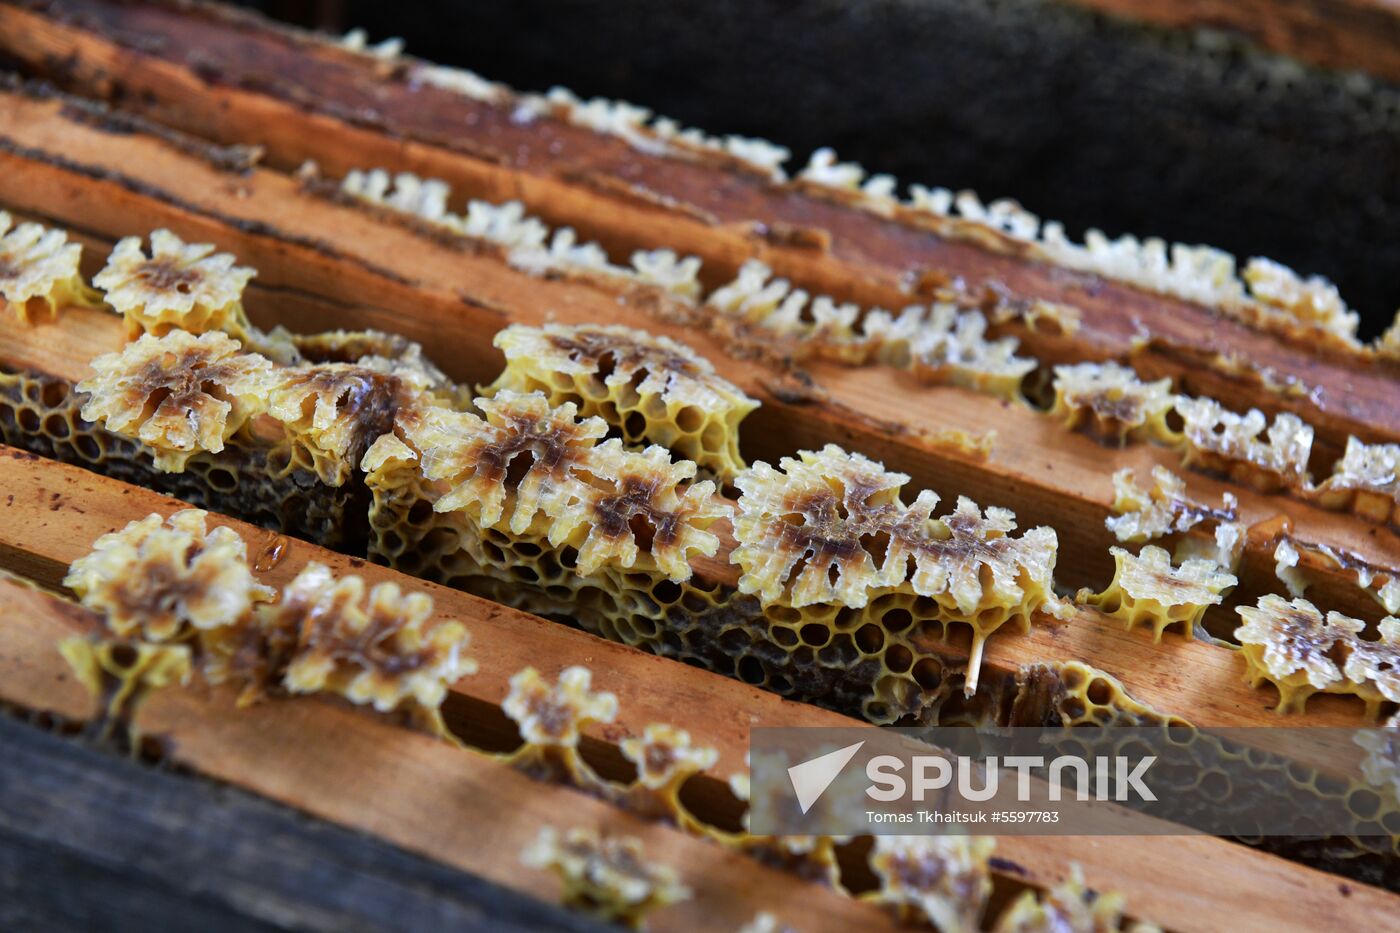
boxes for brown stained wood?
[0,716,607,933]
[2,482,1397,933]
[0,85,1397,620]
[2,0,1398,457]
[1068,0,1400,85]
[0,583,899,933]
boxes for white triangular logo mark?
[787,741,865,814]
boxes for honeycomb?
[1380,317,1400,362]
[0,365,362,549]
[1174,396,1313,492]
[628,249,704,302]
[0,211,98,322]
[985,296,1082,337]
[862,835,994,933]
[1309,436,1400,527]
[994,865,1160,933]
[270,562,474,720]
[77,330,279,471]
[335,167,703,301]
[1264,533,1400,615]
[503,665,618,788]
[485,323,757,482]
[898,305,1038,401]
[732,444,1060,694]
[1234,594,1400,716]
[364,424,944,725]
[1342,618,1400,710]
[267,362,401,486]
[1105,466,1243,570]
[1106,467,1235,543]
[58,635,193,744]
[1083,545,1236,641]
[1355,712,1400,803]
[725,746,856,881]
[521,826,690,930]
[707,261,1036,399]
[1243,257,1359,342]
[94,229,257,341]
[999,660,1180,727]
[292,328,465,406]
[56,508,473,725]
[620,723,719,826]
[406,390,723,581]
[1049,362,1176,445]
[63,509,275,642]
[199,594,302,707]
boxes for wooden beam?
[1,445,1395,931]
[0,715,608,933]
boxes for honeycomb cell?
[863,835,994,933]
[1083,545,1236,641]
[63,509,275,642]
[1049,361,1176,445]
[94,228,257,340]
[77,330,279,471]
[0,211,96,322]
[486,323,757,482]
[1174,396,1313,492]
[521,826,690,930]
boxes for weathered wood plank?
[0,716,607,933]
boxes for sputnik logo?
[787,741,865,814]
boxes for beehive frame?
[2,2,1400,929]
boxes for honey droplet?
[254,534,288,573]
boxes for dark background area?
[244,0,1400,337]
